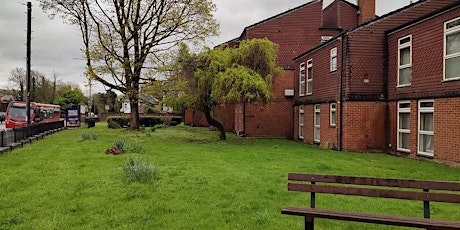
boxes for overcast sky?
[0,0,417,95]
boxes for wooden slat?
[288,183,460,203]
[281,206,460,230]
[288,173,460,191]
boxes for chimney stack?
[357,0,376,24]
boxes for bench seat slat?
[288,173,460,191]
[281,206,460,230]
[288,183,460,203]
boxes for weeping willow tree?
[164,38,283,140]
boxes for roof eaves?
[386,1,460,35]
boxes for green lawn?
[0,124,459,229]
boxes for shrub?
[108,120,122,129]
[123,157,159,183]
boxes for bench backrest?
[288,173,460,203]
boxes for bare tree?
[40,0,219,129]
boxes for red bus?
[5,101,61,128]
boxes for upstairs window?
[398,35,412,86]
[330,47,337,72]
[445,17,460,80]
[306,60,313,95]
[299,62,305,96]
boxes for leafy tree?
[39,0,219,130]
[165,38,282,140]
[54,85,87,112]
[93,90,117,113]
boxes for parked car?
[0,112,5,123]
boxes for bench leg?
[305,216,314,230]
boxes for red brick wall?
[357,0,376,24]
[342,101,386,151]
[388,99,460,163]
[435,98,460,163]
[244,0,324,69]
[345,0,458,99]
[322,0,358,30]
[388,7,460,101]
[244,100,293,138]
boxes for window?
[306,60,313,95]
[398,35,412,86]
[418,100,434,156]
[299,62,305,96]
[330,103,336,127]
[314,104,320,142]
[299,106,304,139]
[444,17,460,80]
[397,101,411,152]
[330,47,337,72]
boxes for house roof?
[386,0,460,35]
[293,0,437,61]
[239,0,320,40]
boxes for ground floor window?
[330,103,336,127]
[397,101,410,152]
[299,106,304,139]
[314,104,320,143]
[418,100,434,156]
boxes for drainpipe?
[339,33,346,151]
[243,101,246,137]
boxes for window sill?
[396,84,411,88]
[396,148,410,153]
[330,70,337,74]
[329,124,336,128]
[416,152,434,158]
[442,77,460,83]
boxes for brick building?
[293,0,460,163]
[186,0,360,138]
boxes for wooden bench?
[281,173,460,230]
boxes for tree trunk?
[204,110,226,140]
[130,100,140,130]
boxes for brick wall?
[435,98,460,163]
[342,101,386,151]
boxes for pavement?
[0,123,5,131]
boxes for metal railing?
[0,120,65,147]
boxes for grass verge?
[0,124,458,229]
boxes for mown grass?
[0,124,459,229]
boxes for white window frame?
[444,17,460,81]
[397,35,412,87]
[299,62,305,96]
[306,60,313,95]
[418,100,434,157]
[397,101,411,152]
[330,47,337,72]
[299,106,304,139]
[330,103,336,127]
[314,104,320,143]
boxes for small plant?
[106,138,126,155]
[81,132,97,141]
[114,139,126,150]
[123,157,159,183]
[127,142,147,154]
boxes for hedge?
[107,116,183,129]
